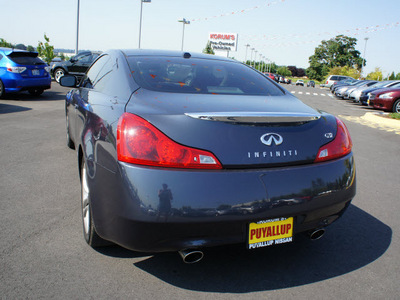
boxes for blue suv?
[0,47,51,97]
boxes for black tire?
[28,88,44,96]
[66,114,75,149]
[81,160,110,247]
[0,79,4,98]
[54,68,65,83]
[392,99,400,113]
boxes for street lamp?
[361,37,369,78]
[139,0,151,49]
[178,18,190,51]
[254,50,258,68]
[75,0,80,55]
[244,44,250,64]
[250,48,255,67]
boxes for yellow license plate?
[248,217,293,249]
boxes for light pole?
[178,18,190,51]
[250,48,255,67]
[361,37,369,78]
[259,53,262,71]
[244,44,250,64]
[139,0,151,49]
[75,0,80,55]
[254,50,258,68]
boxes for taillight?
[315,118,352,163]
[117,113,222,169]
[7,64,26,73]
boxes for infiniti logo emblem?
[260,133,283,146]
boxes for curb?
[361,112,400,129]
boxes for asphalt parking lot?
[1,83,399,299]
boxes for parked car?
[60,49,355,263]
[343,81,377,100]
[322,75,354,88]
[295,79,304,86]
[359,81,400,105]
[369,87,400,113]
[334,80,367,99]
[264,72,275,81]
[0,47,51,97]
[348,81,379,102]
[51,50,101,83]
[307,80,315,88]
[330,78,357,92]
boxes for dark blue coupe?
[61,49,356,263]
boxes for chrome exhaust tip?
[309,228,326,240]
[178,249,204,264]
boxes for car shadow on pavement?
[132,204,392,292]
[0,103,32,114]
[1,89,67,102]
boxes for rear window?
[330,76,339,81]
[8,52,45,65]
[127,56,284,96]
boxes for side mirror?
[59,75,77,87]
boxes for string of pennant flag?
[244,22,400,42]
[190,0,287,22]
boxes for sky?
[1,0,399,76]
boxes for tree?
[15,44,27,50]
[0,38,14,48]
[27,45,35,52]
[307,35,364,81]
[388,72,396,80]
[202,41,215,55]
[366,68,383,81]
[328,66,360,79]
[276,66,291,77]
[37,34,55,64]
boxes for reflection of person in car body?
[157,184,173,221]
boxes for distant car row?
[264,72,291,84]
[331,78,400,113]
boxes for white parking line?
[313,93,318,96]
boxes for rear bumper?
[89,154,356,252]
[3,74,51,92]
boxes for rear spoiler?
[185,112,321,124]
[6,49,38,57]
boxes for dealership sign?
[209,32,238,52]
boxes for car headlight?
[378,93,393,99]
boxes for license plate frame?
[32,69,40,76]
[248,217,293,249]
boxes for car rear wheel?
[28,88,44,96]
[66,114,75,149]
[54,68,65,83]
[81,160,109,247]
[393,99,400,113]
[0,80,4,98]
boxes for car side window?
[77,53,91,64]
[92,58,114,92]
[84,55,111,89]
